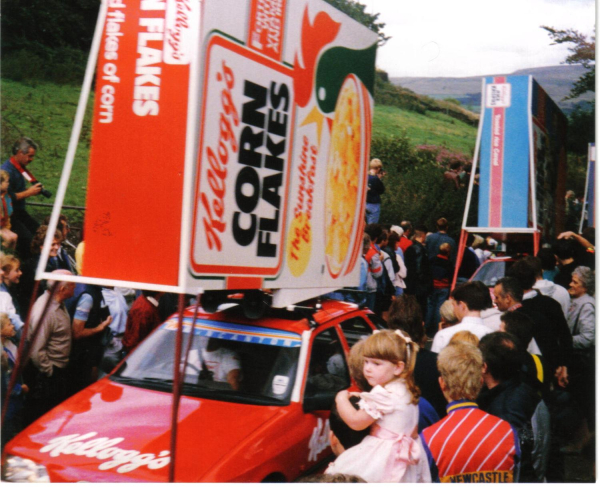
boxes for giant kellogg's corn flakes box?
[76,0,377,298]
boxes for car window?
[339,315,374,347]
[471,261,506,287]
[305,328,350,397]
[113,317,301,405]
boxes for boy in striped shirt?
[420,342,520,482]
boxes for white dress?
[325,380,431,483]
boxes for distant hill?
[391,65,594,114]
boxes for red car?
[2,299,382,482]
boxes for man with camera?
[2,137,51,259]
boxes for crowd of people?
[303,254,594,481]
[311,191,595,481]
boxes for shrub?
[370,136,470,240]
[2,46,87,85]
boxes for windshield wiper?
[111,376,173,389]
[141,376,173,384]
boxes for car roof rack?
[285,300,322,328]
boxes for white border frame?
[37,0,109,284]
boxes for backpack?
[378,253,396,296]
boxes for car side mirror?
[303,390,336,412]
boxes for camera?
[32,180,52,198]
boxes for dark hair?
[400,220,412,233]
[451,281,491,311]
[364,223,383,241]
[536,248,557,271]
[450,161,462,170]
[552,238,576,260]
[473,280,493,309]
[479,332,522,382]
[387,295,425,344]
[501,311,534,348]
[387,231,400,249]
[466,233,475,247]
[413,225,428,239]
[436,218,448,231]
[329,396,370,451]
[375,230,388,245]
[31,225,62,255]
[506,258,537,290]
[582,227,595,246]
[495,276,524,303]
[42,214,69,240]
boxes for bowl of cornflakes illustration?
[324,74,370,279]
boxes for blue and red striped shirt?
[420,400,520,482]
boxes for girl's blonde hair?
[0,170,8,183]
[348,338,370,392]
[361,330,420,404]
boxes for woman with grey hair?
[567,266,595,345]
[563,265,595,453]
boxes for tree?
[1,0,99,53]
[541,26,595,99]
[324,0,390,45]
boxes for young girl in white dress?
[325,329,431,483]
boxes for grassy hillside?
[372,105,477,156]
[1,79,94,224]
[2,77,477,227]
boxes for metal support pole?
[451,229,468,291]
[168,294,186,482]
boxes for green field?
[372,104,477,156]
[1,79,94,224]
[1,78,477,226]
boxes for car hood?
[5,379,284,482]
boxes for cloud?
[363,0,595,77]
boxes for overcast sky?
[362,0,596,78]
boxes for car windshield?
[471,260,515,287]
[112,316,301,406]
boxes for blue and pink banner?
[478,76,530,228]
[475,76,566,240]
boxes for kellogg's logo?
[191,35,294,273]
[39,432,170,473]
[164,0,199,65]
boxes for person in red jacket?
[122,290,163,353]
